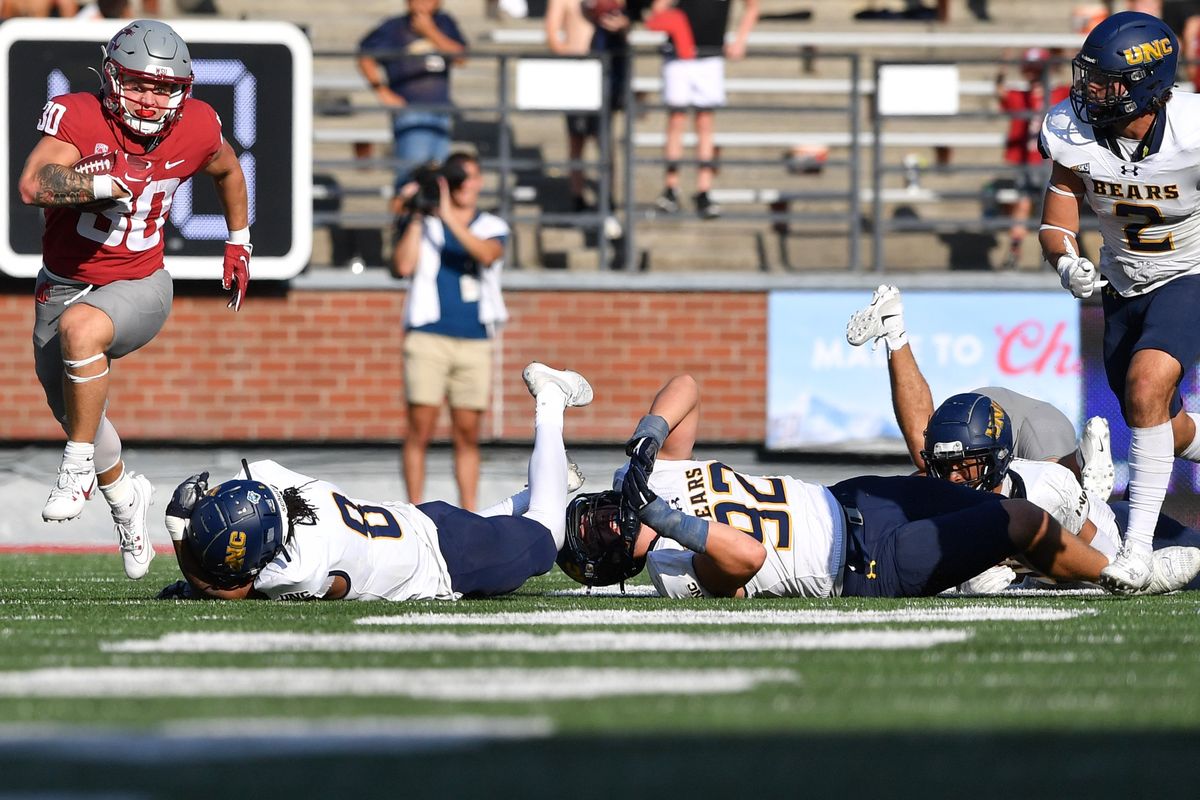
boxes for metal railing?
[312,47,1093,272]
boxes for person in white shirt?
[391,151,508,511]
[161,363,591,601]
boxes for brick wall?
[0,288,768,444]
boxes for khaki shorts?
[403,330,493,410]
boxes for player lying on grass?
[901,392,1200,593]
[847,283,1115,499]
[554,374,1200,598]
[846,285,1200,592]
[159,363,591,601]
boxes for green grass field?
[2,553,1199,798]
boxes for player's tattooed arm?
[28,163,100,207]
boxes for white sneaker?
[567,458,586,493]
[1077,416,1115,498]
[1098,542,1154,595]
[522,362,593,407]
[845,284,906,349]
[115,473,155,580]
[42,459,97,522]
[1138,546,1200,595]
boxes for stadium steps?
[220,0,1085,270]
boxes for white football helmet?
[100,19,194,137]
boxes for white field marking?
[355,606,1095,627]
[102,628,970,654]
[544,585,660,597]
[0,668,797,701]
[0,717,554,760]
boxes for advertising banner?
[767,290,1081,452]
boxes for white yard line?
[356,606,1094,627]
[0,668,797,701]
[102,628,971,654]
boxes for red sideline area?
[0,544,114,554]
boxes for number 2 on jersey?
[1114,202,1175,253]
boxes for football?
[582,0,622,23]
[71,151,116,176]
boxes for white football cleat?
[567,458,586,493]
[522,362,593,407]
[115,473,155,580]
[1098,542,1154,595]
[845,284,906,349]
[1138,546,1200,595]
[42,459,97,522]
[1077,415,1115,498]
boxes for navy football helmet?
[558,491,645,587]
[187,480,286,586]
[921,393,1014,491]
[1070,11,1177,127]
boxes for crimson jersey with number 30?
[36,92,222,284]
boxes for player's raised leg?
[521,362,592,549]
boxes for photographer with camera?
[392,152,509,511]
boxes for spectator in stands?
[1182,13,1200,93]
[75,0,130,18]
[1,0,79,16]
[545,0,631,214]
[357,0,467,213]
[994,47,1068,269]
[391,152,509,511]
[646,0,759,220]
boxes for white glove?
[1056,253,1102,299]
[957,564,1017,595]
[165,471,209,542]
[109,175,135,214]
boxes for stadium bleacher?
[220,0,1098,271]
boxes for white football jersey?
[241,460,457,602]
[1002,458,1119,558]
[640,459,846,599]
[1040,93,1200,296]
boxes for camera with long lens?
[407,158,470,215]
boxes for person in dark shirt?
[357,0,467,209]
[647,0,759,220]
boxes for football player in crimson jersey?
[17,19,251,580]
[1038,11,1200,593]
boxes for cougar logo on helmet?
[100,19,194,137]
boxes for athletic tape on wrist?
[639,497,709,553]
[631,414,670,448]
[92,174,114,200]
